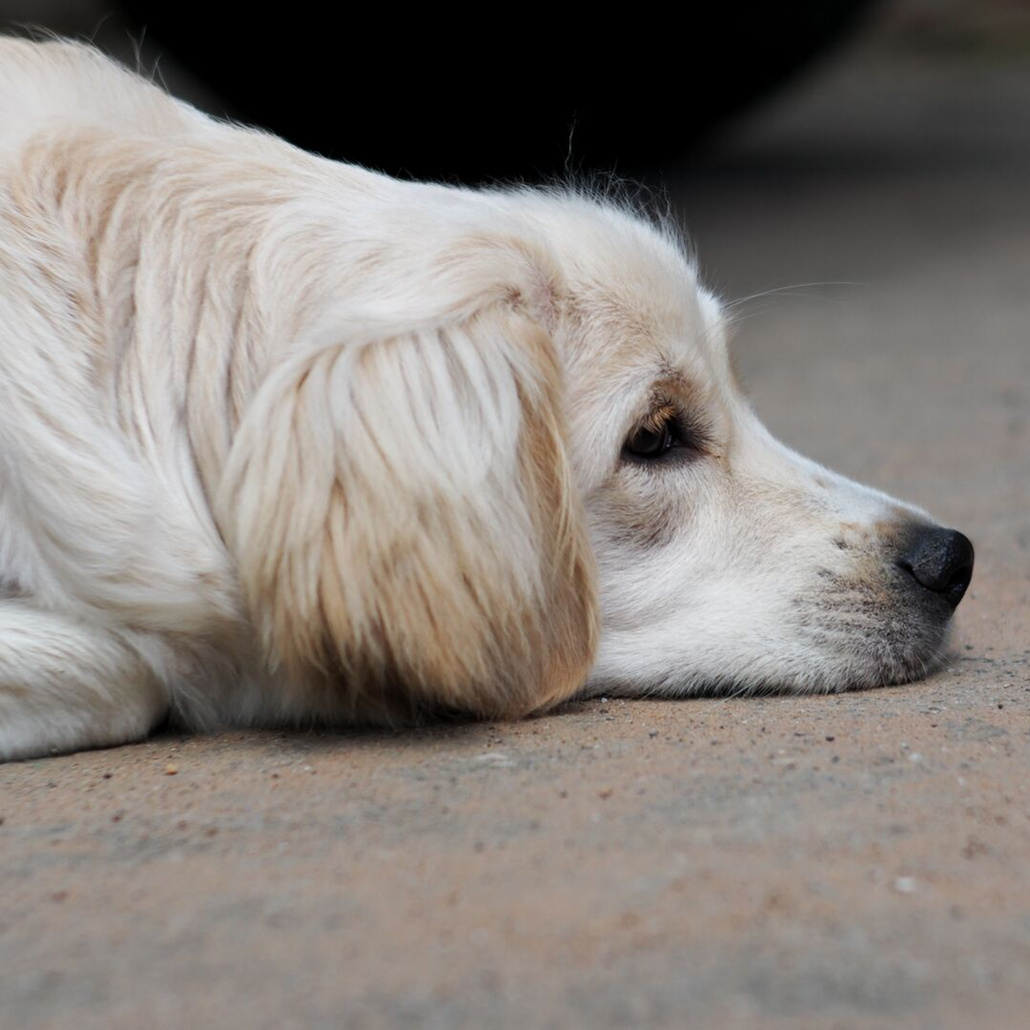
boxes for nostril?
[898,527,975,609]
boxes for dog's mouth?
[586,514,975,700]
[794,557,969,690]
[784,521,974,690]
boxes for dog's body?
[0,39,972,760]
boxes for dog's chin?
[785,567,960,693]
[788,621,953,695]
[585,593,956,701]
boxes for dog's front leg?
[0,603,166,761]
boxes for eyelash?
[622,405,708,464]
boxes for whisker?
[722,281,870,314]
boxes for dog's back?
[0,38,209,158]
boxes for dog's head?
[526,191,972,697]
[218,185,972,717]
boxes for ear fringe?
[217,301,597,723]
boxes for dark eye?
[625,421,676,459]
[623,399,712,464]
[623,401,711,464]
[624,401,705,462]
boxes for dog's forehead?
[542,201,729,383]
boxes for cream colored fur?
[0,39,958,760]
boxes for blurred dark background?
[92,1,881,181]
[4,3,1029,184]
[1,1,888,181]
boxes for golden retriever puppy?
[0,39,973,760]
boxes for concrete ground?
[2,14,1029,1030]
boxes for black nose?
[898,527,974,609]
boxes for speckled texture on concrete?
[2,19,1030,1030]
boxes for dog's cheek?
[589,469,702,556]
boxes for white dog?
[0,39,973,760]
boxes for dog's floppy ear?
[217,265,598,723]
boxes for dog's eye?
[623,402,711,464]
[623,407,695,461]
[625,422,675,458]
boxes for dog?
[0,38,973,760]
